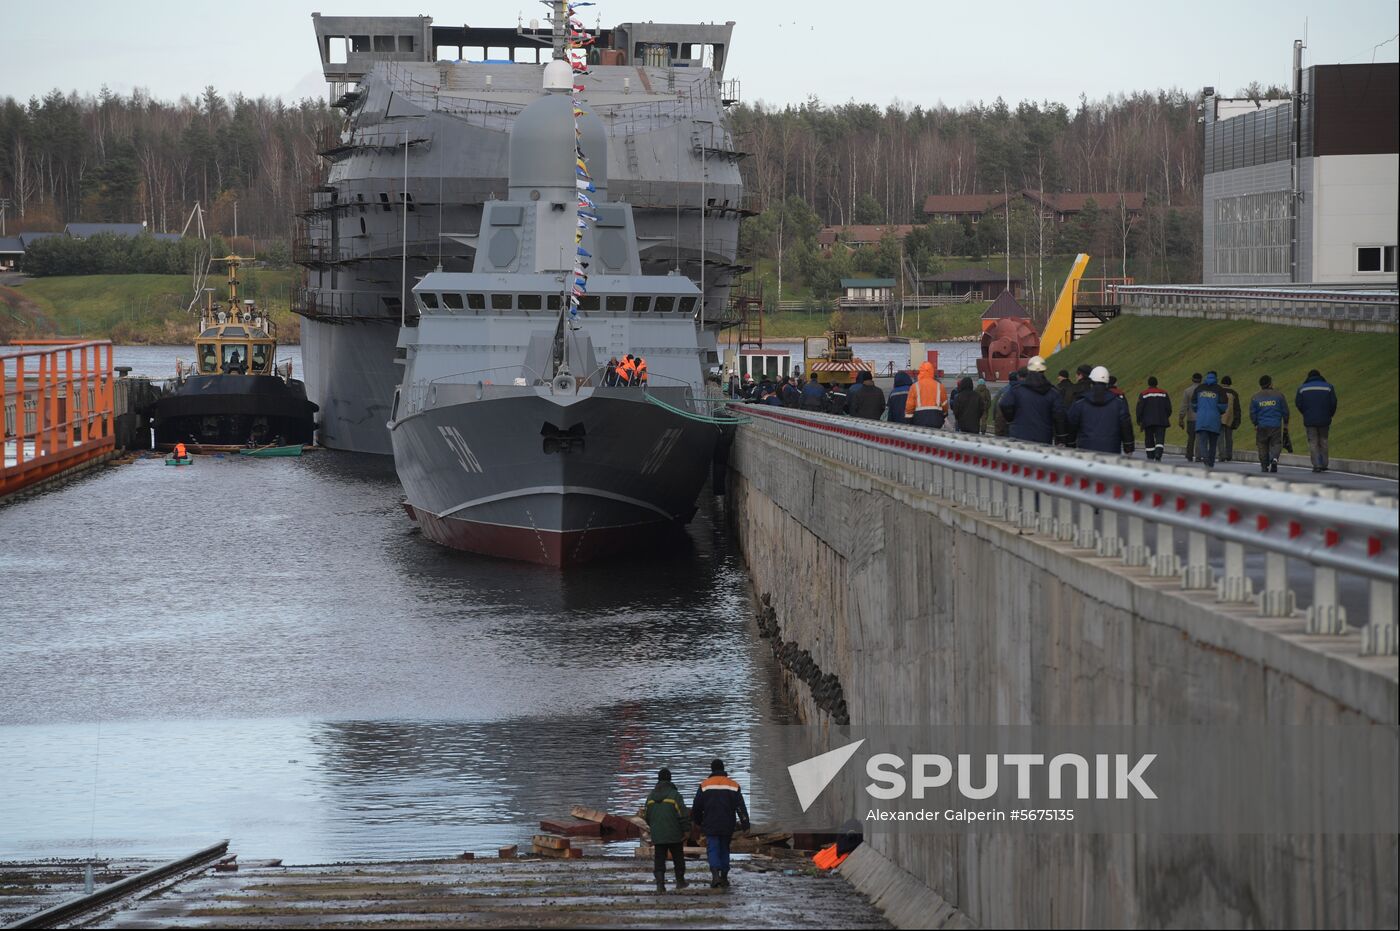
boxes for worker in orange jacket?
[905,361,948,428]
[617,354,636,386]
[636,356,648,386]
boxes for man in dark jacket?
[951,375,984,433]
[1061,364,1093,446]
[1135,376,1173,461]
[849,370,886,419]
[800,373,826,411]
[998,356,1067,445]
[1055,370,1075,409]
[1192,371,1229,468]
[779,376,801,408]
[1178,373,1203,461]
[992,371,1019,436]
[1068,366,1134,454]
[887,370,912,423]
[1249,374,1289,472]
[691,759,750,888]
[974,377,993,432]
[1218,375,1242,461]
[643,768,691,892]
[1294,369,1338,472]
[825,382,849,415]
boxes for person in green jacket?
[642,767,690,892]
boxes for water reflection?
[0,451,787,861]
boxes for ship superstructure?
[299,10,747,453]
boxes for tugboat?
[149,257,318,450]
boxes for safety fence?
[733,404,1398,656]
[2,341,115,497]
[1118,285,1399,325]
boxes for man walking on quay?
[848,370,885,419]
[998,356,1066,445]
[1218,375,1242,461]
[1249,374,1289,472]
[1192,371,1228,469]
[1135,376,1172,461]
[691,759,750,889]
[1067,366,1133,454]
[951,375,985,433]
[974,377,992,433]
[642,767,690,893]
[1179,372,1203,461]
[1295,369,1338,473]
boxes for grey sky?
[1,0,1396,108]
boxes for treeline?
[0,86,335,243]
[20,233,232,277]
[732,90,1210,289]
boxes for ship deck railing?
[401,362,703,418]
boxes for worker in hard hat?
[1067,365,1135,455]
[997,355,1066,445]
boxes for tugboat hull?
[150,375,319,448]
[391,389,717,567]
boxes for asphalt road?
[1123,449,1397,496]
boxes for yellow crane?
[1039,253,1090,358]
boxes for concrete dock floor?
[33,856,889,928]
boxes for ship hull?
[391,389,717,567]
[301,316,400,455]
[149,374,318,448]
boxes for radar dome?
[543,59,574,92]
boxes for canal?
[0,451,789,863]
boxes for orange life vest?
[812,843,849,870]
[174,443,187,459]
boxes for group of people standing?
[604,353,648,386]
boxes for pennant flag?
[577,246,592,258]
[578,193,595,208]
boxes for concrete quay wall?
[728,423,1398,929]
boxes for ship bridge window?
[655,296,675,312]
[251,343,271,373]
[399,36,415,53]
[518,294,542,310]
[379,193,391,213]
[419,292,439,309]
[605,295,627,311]
[547,294,562,310]
[373,36,395,52]
[221,343,249,374]
[467,293,486,310]
[443,293,464,310]
[679,296,696,314]
[198,343,218,373]
[491,294,513,310]
[632,296,652,313]
[579,295,600,311]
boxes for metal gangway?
[2,341,115,498]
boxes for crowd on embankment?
[731,358,1345,474]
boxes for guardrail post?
[1305,566,1348,635]
[1150,522,1180,576]
[1361,581,1397,656]
[1123,514,1148,566]
[1056,494,1074,541]
[1216,541,1254,603]
[1257,552,1295,616]
[1075,501,1097,549]
[1098,509,1122,558]
[1181,530,1215,589]
[1021,487,1038,531]
[982,476,1001,518]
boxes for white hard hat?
[1027,355,1047,373]
[1090,365,1110,384]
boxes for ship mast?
[548,1,568,59]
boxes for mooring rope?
[644,391,750,425]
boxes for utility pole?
[0,197,10,236]
[1003,173,1010,292]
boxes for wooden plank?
[569,804,608,823]
[530,833,571,851]
[538,816,601,837]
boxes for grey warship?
[300,7,745,454]
[388,59,724,568]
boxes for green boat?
[164,457,193,466]
[238,444,304,458]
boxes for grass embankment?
[1050,316,1399,463]
[0,269,299,343]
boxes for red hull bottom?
[404,503,675,568]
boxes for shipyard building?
[1201,58,1398,286]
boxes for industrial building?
[1201,55,1398,286]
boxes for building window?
[1356,245,1396,274]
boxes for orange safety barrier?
[1,341,115,497]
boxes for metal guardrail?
[5,840,229,929]
[1119,285,1399,324]
[733,405,1398,656]
[2,341,115,497]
